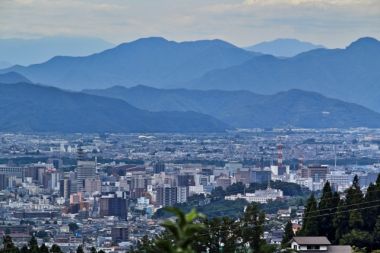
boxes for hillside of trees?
[297,175,380,252]
[153,180,308,219]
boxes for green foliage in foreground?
[131,203,276,253]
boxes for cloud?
[0,0,379,47]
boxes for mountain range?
[2,36,380,113]
[1,37,257,90]
[0,36,114,66]
[191,37,380,112]
[0,82,227,133]
[1,36,380,131]
[245,38,324,57]
[84,85,380,129]
[0,72,31,84]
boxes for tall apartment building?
[77,160,96,192]
[250,168,272,184]
[99,192,128,220]
[153,162,165,174]
[59,178,71,200]
[111,226,129,243]
[0,165,24,178]
[84,178,101,195]
[177,174,195,187]
[130,172,148,198]
[177,186,188,203]
[0,174,8,190]
[156,186,177,207]
[308,165,330,182]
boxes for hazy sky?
[0,0,379,48]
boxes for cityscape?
[0,129,377,252]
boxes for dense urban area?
[0,128,379,252]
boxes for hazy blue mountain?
[84,85,380,128]
[0,82,228,133]
[0,72,32,84]
[1,37,256,90]
[191,37,380,112]
[245,38,324,57]
[0,36,114,66]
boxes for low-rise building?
[225,188,283,204]
[290,236,351,253]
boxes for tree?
[211,186,225,199]
[318,181,339,241]
[2,236,19,253]
[28,236,39,253]
[332,175,364,244]
[226,182,245,195]
[346,175,364,230]
[333,198,349,244]
[282,220,294,248]
[240,203,266,252]
[90,246,97,253]
[300,194,319,236]
[20,245,28,253]
[39,244,49,253]
[193,217,239,253]
[352,246,367,253]
[372,216,380,249]
[76,245,84,253]
[375,174,380,217]
[340,229,371,249]
[132,206,275,253]
[50,244,63,253]
[132,235,156,253]
[363,183,378,231]
[349,210,364,230]
[154,208,205,253]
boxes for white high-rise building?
[77,160,96,192]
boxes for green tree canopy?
[282,220,294,248]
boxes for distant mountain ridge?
[84,85,380,128]
[0,36,114,66]
[0,72,32,84]
[190,37,380,112]
[2,36,380,113]
[245,38,324,57]
[0,61,12,69]
[0,82,228,133]
[1,37,257,90]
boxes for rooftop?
[292,236,331,245]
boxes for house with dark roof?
[290,236,351,253]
